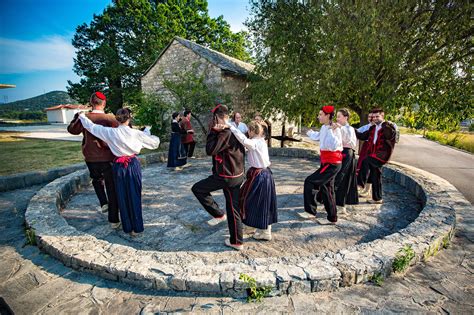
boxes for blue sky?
[0,0,250,103]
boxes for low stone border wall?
[24,148,468,297]
[0,163,85,192]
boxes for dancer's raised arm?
[306,129,320,141]
[79,112,114,143]
[228,125,258,150]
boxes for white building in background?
[45,104,90,124]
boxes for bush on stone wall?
[129,92,172,141]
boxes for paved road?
[392,134,474,204]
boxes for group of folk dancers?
[68,92,396,250]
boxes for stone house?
[142,37,253,113]
[141,37,297,147]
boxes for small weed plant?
[370,273,384,286]
[239,273,273,302]
[392,245,415,273]
[25,228,37,246]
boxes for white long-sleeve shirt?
[340,124,357,150]
[373,122,384,144]
[230,121,248,134]
[306,125,343,152]
[229,126,270,168]
[79,114,160,157]
[357,123,373,133]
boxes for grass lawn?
[398,126,423,135]
[425,131,474,154]
[397,127,474,153]
[0,131,166,176]
[0,132,85,176]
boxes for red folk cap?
[95,91,106,101]
[211,104,222,113]
[322,105,334,114]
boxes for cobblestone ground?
[0,158,472,314]
[63,157,421,259]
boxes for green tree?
[131,67,231,140]
[129,92,172,139]
[68,0,251,113]
[246,0,473,127]
[162,66,232,137]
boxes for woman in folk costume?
[356,112,375,196]
[79,109,160,236]
[226,121,277,241]
[333,108,359,214]
[298,105,343,225]
[167,112,188,170]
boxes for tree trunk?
[356,108,369,126]
[191,113,208,139]
[108,78,123,113]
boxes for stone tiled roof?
[143,37,254,77]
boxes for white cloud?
[0,36,75,74]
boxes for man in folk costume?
[179,110,196,159]
[67,92,120,229]
[333,108,359,214]
[191,104,246,251]
[356,108,397,204]
[299,105,343,225]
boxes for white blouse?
[229,126,271,169]
[340,124,357,150]
[230,121,248,134]
[79,114,160,157]
[357,123,372,133]
[306,124,343,152]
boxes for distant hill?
[0,91,78,112]
[0,91,79,120]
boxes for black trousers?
[192,174,244,244]
[183,141,196,158]
[335,148,359,207]
[357,156,385,201]
[86,161,119,223]
[304,163,341,222]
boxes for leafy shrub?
[129,92,172,141]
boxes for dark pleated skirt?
[239,167,277,229]
[167,132,187,167]
[113,157,144,233]
[335,148,359,206]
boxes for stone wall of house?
[221,73,251,114]
[141,39,222,104]
[141,39,300,147]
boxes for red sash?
[114,155,136,168]
[320,150,342,164]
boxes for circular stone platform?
[25,149,458,296]
[63,157,421,258]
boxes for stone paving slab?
[0,172,472,314]
[63,157,421,257]
[23,148,462,297]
